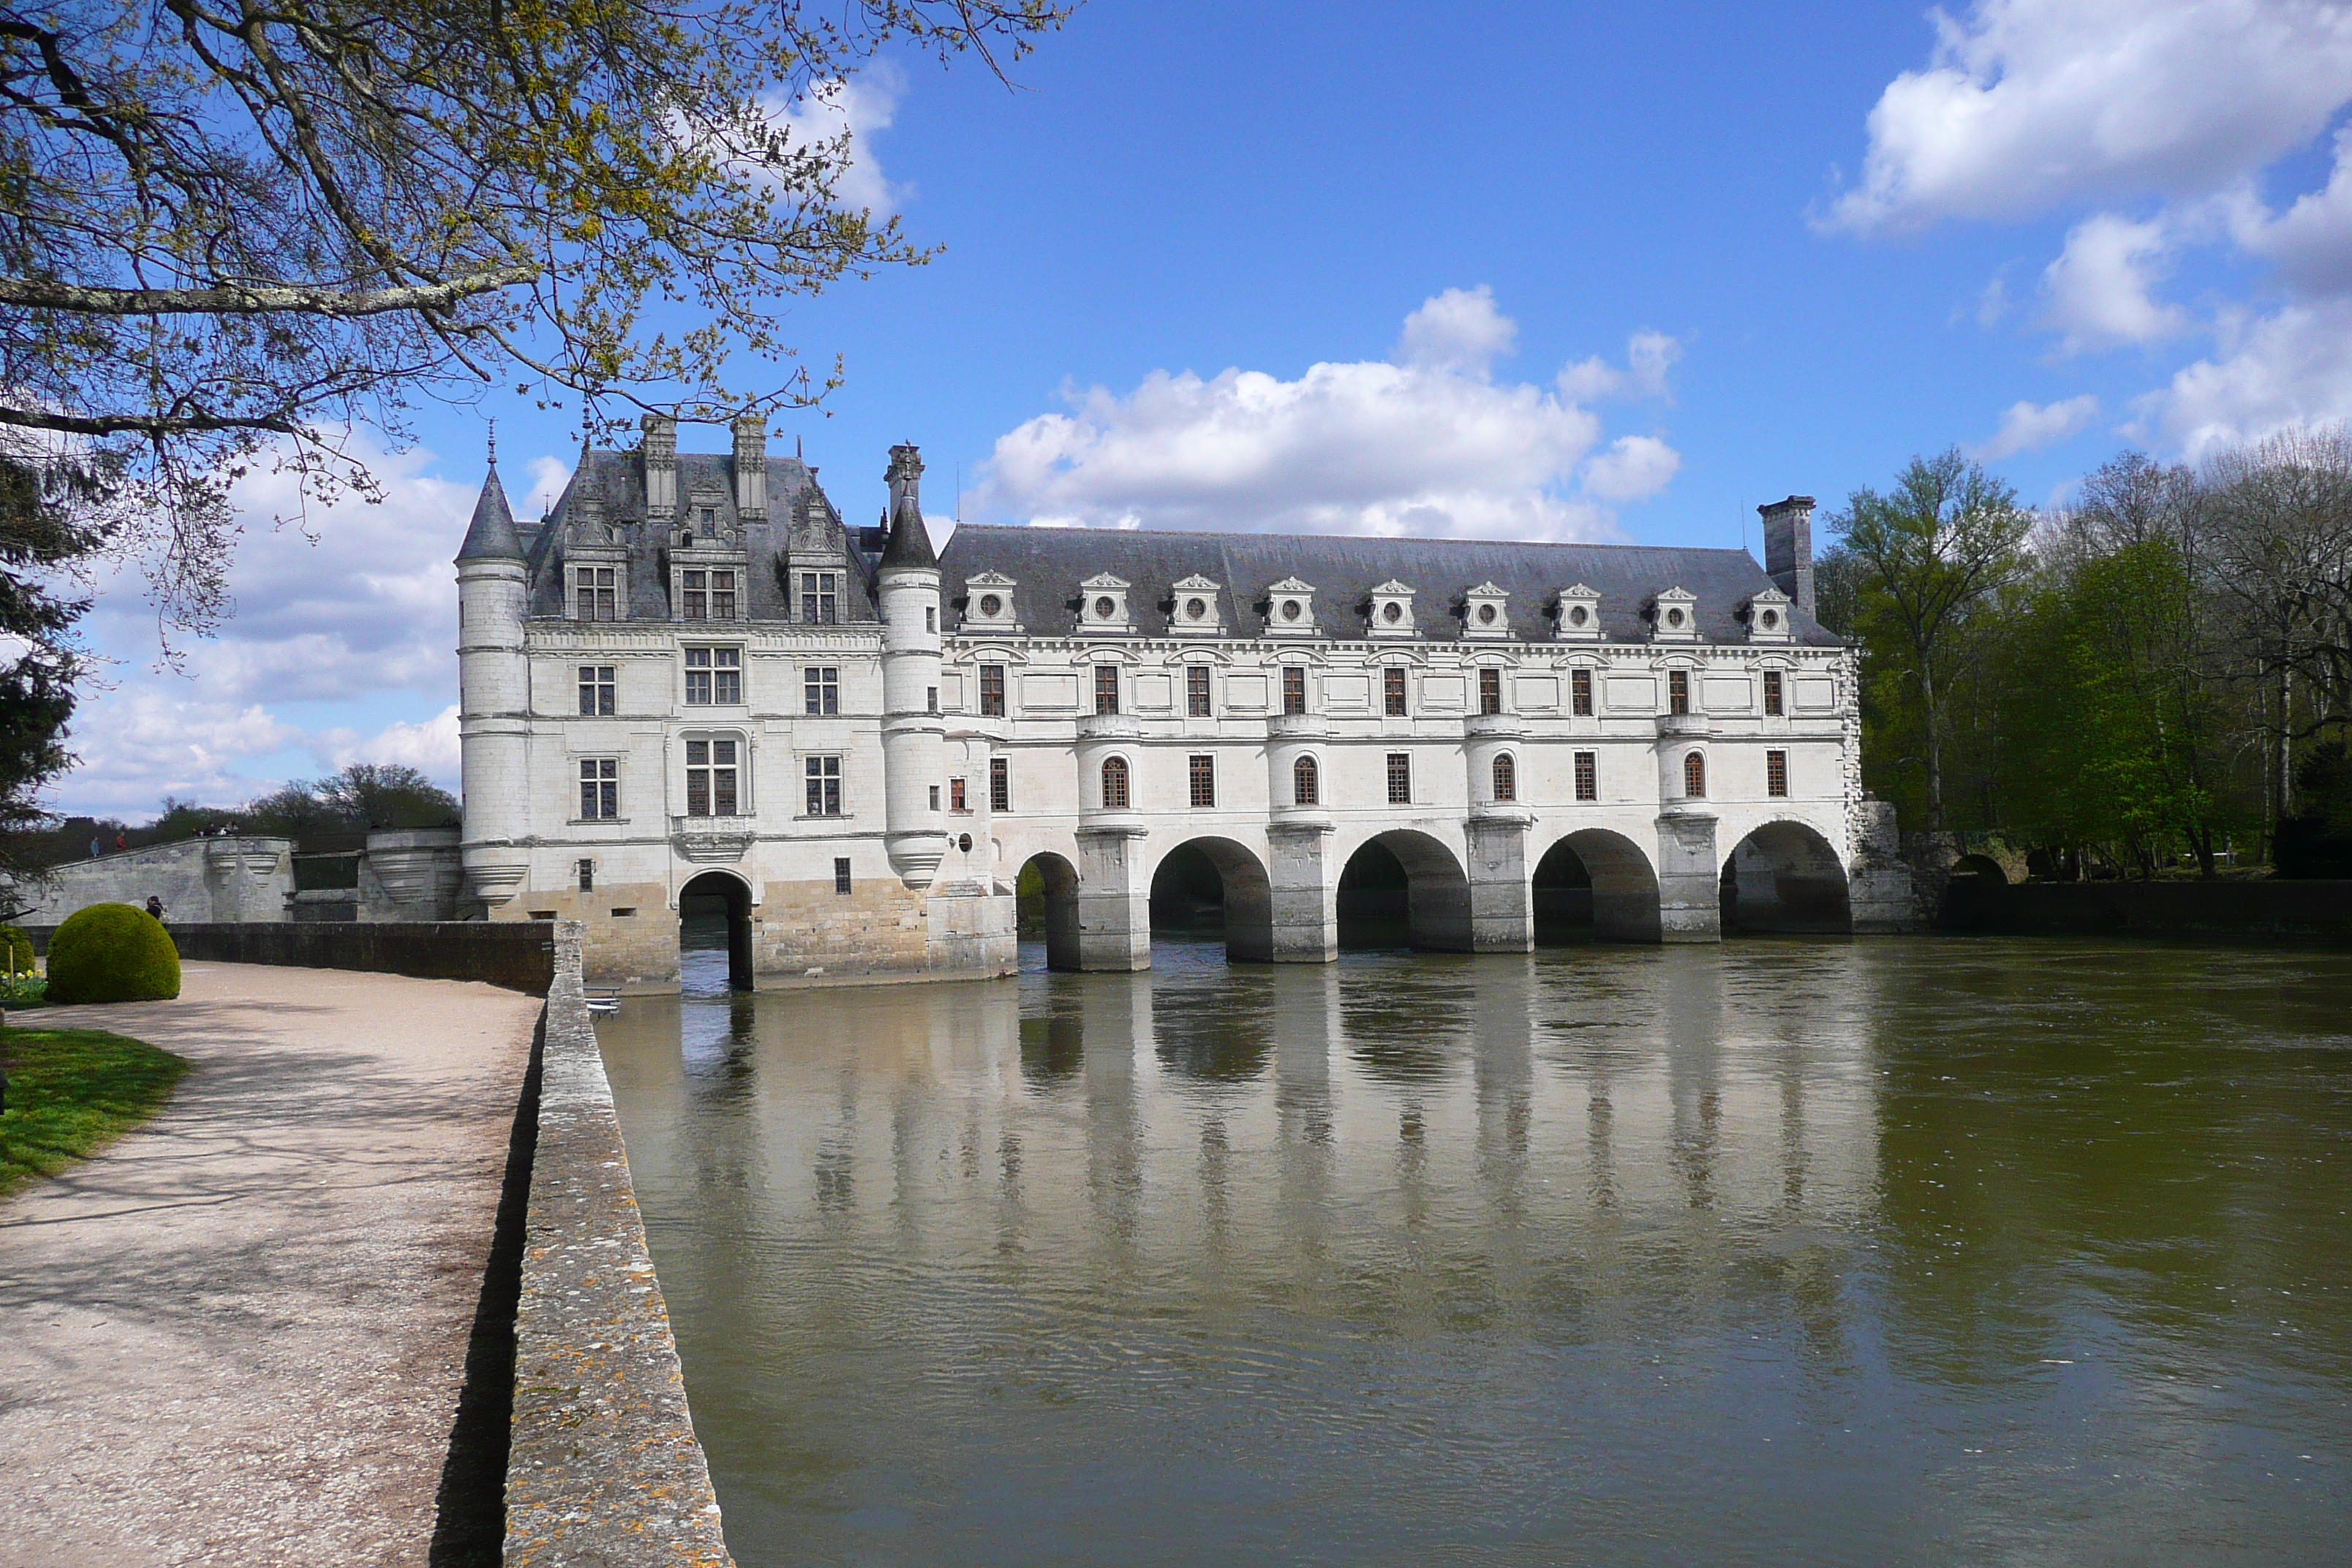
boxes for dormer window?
[573,566,619,621]
[1462,582,1511,641]
[1169,573,1224,636]
[1266,577,1318,637]
[962,572,1019,633]
[1079,573,1133,633]
[800,570,839,624]
[1555,584,1602,642]
[1649,587,1700,644]
[680,568,737,621]
[1367,579,1417,638]
[1744,586,1794,644]
[699,506,715,532]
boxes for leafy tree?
[0,0,1074,639]
[0,451,112,881]
[1831,451,2033,831]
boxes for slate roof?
[935,526,1839,646]
[455,465,524,562]
[520,448,878,622]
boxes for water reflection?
[600,937,2352,1567]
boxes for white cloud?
[1395,285,1518,377]
[53,431,500,816]
[1580,435,1683,502]
[976,293,1684,541]
[2040,214,2191,352]
[1828,0,2352,233]
[1975,394,2103,459]
[57,687,307,815]
[2140,297,2352,457]
[1839,0,2352,455]
[1557,329,1684,402]
[754,64,908,214]
[2232,125,2352,296]
[329,705,462,774]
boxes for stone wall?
[505,924,735,1567]
[8,829,465,929]
[21,919,563,995]
[1939,878,2352,942]
[11,837,295,925]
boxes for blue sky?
[56,0,2352,815]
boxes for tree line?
[8,764,458,870]
[1820,431,2352,878]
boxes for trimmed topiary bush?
[45,903,181,1005]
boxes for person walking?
[88,835,102,858]
[115,832,127,852]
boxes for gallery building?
[455,420,1910,990]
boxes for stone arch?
[1147,836,1275,963]
[677,868,753,991]
[1338,829,1473,952]
[1015,851,1082,971]
[1719,819,1850,935]
[1534,828,1662,943]
[1952,852,2008,885]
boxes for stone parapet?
[506,924,735,1567]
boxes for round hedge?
[46,902,181,1004]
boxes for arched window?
[1683,750,1706,799]
[1292,754,1319,807]
[1101,755,1131,810]
[1492,752,1517,802]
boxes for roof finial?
[486,416,497,470]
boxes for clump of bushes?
[45,904,181,1004]
[0,924,39,1006]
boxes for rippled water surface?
[598,938,2352,1566]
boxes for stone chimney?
[641,412,676,518]
[885,442,923,526]
[1758,495,1816,618]
[732,414,767,519]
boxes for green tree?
[1831,451,2033,831]
[0,452,113,881]
[0,0,1073,638]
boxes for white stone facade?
[455,427,1908,991]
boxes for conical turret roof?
[456,463,524,562]
[880,497,938,570]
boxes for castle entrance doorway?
[678,870,753,992]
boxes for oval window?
[979,593,1002,617]
[1569,604,1588,627]
[1095,595,1116,619]
[1382,601,1403,623]
[1281,599,1303,622]
[957,833,973,853]
[1667,607,1685,627]
[1477,603,1499,625]
[1187,598,1208,620]
[1761,608,1779,628]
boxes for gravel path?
[0,962,541,1567]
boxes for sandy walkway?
[0,962,541,1568]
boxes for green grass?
[0,1026,189,1199]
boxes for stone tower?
[876,443,946,888]
[454,453,532,911]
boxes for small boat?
[583,990,622,1016]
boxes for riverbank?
[0,962,540,1567]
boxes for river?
[596,936,2352,1566]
